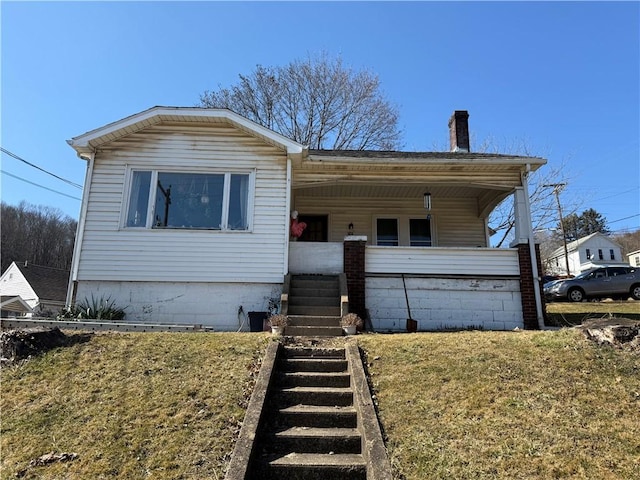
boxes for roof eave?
[307,153,546,170]
[67,106,307,159]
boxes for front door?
[298,215,328,242]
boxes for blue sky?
[2,1,639,235]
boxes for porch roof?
[293,150,546,218]
[293,149,545,189]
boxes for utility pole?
[544,183,570,276]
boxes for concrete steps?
[265,453,367,479]
[284,275,342,336]
[256,346,367,479]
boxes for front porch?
[289,241,521,276]
[288,240,534,331]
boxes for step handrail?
[339,273,349,317]
[280,274,291,315]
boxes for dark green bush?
[57,295,126,321]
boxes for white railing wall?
[288,242,344,274]
[365,246,520,276]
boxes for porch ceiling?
[293,183,496,199]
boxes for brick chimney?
[448,110,470,152]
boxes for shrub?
[267,314,289,327]
[340,313,363,328]
[57,295,126,321]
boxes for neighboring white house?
[628,250,640,268]
[547,232,627,276]
[0,262,69,317]
[66,107,547,331]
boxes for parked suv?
[544,266,640,302]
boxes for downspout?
[522,164,545,329]
[65,151,94,305]
[283,156,292,276]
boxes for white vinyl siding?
[293,196,486,247]
[76,124,289,283]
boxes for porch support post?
[512,172,546,330]
[512,187,529,245]
[343,236,367,321]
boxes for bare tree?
[199,53,402,150]
[481,138,581,248]
[1,201,77,271]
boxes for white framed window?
[124,169,254,231]
[409,218,432,246]
[598,249,604,260]
[374,216,434,247]
[376,218,399,246]
[610,249,615,260]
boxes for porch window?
[125,169,252,231]
[409,218,432,246]
[376,219,398,246]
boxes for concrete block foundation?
[366,276,523,331]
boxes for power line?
[592,187,639,202]
[1,170,82,201]
[609,213,640,224]
[0,147,83,189]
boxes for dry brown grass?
[4,328,639,479]
[546,300,640,326]
[359,329,640,480]
[1,331,272,480]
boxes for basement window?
[125,169,253,231]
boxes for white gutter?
[522,164,545,329]
[66,151,94,305]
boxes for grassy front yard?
[546,300,640,326]
[1,332,272,479]
[359,330,640,479]
[2,328,639,479]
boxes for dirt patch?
[0,327,92,366]
[578,318,640,352]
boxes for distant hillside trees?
[614,229,640,258]
[1,201,77,272]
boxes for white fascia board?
[67,106,306,159]
[307,154,546,170]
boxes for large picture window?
[125,170,252,231]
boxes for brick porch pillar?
[517,243,547,330]
[344,236,367,320]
